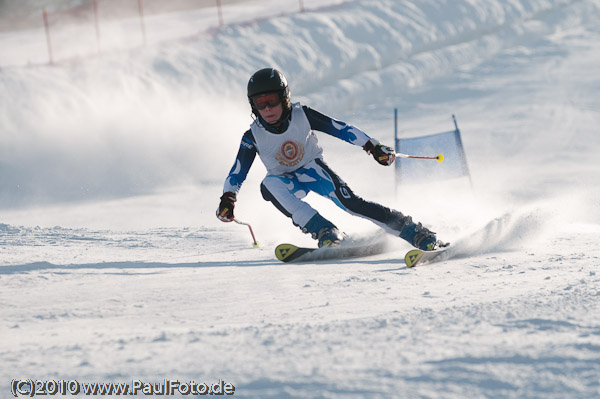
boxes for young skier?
[217,68,446,250]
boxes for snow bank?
[2,0,598,209]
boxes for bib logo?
[276,140,305,167]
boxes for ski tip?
[275,243,302,262]
[404,249,424,268]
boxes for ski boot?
[388,211,448,251]
[418,235,450,251]
[317,227,344,248]
[302,213,344,248]
[411,223,449,251]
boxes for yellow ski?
[275,238,388,263]
[404,247,450,267]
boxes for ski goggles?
[251,93,282,110]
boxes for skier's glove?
[216,192,236,222]
[363,139,396,166]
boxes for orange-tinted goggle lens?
[252,93,281,110]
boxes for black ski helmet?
[247,68,291,118]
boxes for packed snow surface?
[1,0,600,398]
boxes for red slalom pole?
[234,219,259,248]
[93,0,100,53]
[137,0,147,46]
[42,8,53,64]
[215,0,224,27]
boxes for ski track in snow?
[2,0,600,398]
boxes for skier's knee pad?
[260,180,275,203]
[261,175,307,201]
[260,175,286,202]
[335,184,361,209]
[260,176,314,226]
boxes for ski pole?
[395,152,444,162]
[234,219,259,248]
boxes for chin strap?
[258,112,291,133]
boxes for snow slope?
[1,0,600,398]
